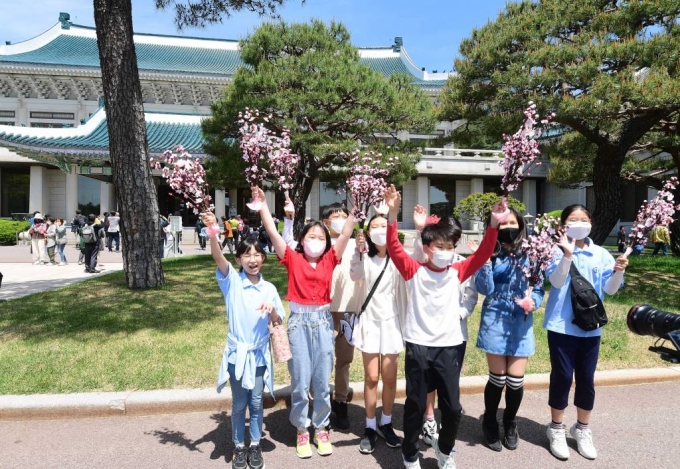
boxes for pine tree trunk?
[94,0,164,288]
[589,148,625,245]
[291,165,318,238]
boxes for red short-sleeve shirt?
[280,245,341,305]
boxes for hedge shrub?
[0,220,30,246]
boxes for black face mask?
[498,227,520,245]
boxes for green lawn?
[0,253,678,395]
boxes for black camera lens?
[627,304,680,339]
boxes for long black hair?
[486,207,526,256]
[294,221,332,255]
[235,238,267,272]
[365,213,388,258]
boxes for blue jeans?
[56,243,67,263]
[287,310,335,430]
[228,363,265,445]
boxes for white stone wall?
[45,169,66,219]
[542,184,586,214]
[401,179,417,228]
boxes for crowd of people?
[27,209,121,273]
[202,185,629,469]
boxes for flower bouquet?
[151,146,220,238]
[624,176,679,257]
[516,213,564,320]
[500,102,555,195]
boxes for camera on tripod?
[627,304,680,363]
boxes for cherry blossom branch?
[346,151,391,227]
[500,102,555,194]
[151,146,214,215]
[626,176,679,255]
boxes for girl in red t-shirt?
[252,186,354,459]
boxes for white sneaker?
[546,424,570,460]
[570,424,597,460]
[58,262,66,266]
[433,437,457,469]
[32,261,41,265]
[403,456,421,469]
[421,420,439,446]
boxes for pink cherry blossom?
[238,108,298,191]
[500,103,554,194]
[628,176,679,248]
[152,146,215,215]
[346,151,390,225]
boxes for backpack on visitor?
[80,225,97,245]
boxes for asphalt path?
[1,381,677,469]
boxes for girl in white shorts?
[350,213,407,454]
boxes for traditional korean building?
[1,12,638,233]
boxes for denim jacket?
[475,252,544,357]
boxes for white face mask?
[430,250,455,268]
[303,239,326,258]
[330,218,346,234]
[566,222,592,240]
[368,228,387,246]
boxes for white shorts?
[355,314,404,355]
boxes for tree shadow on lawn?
[0,256,285,342]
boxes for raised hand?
[489,197,510,228]
[284,199,295,219]
[384,184,401,212]
[467,239,479,253]
[556,233,575,258]
[614,254,629,272]
[251,186,268,210]
[413,205,427,231]
[202,212,217,227]
[356,230,366,253]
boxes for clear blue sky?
[3,0,514,72]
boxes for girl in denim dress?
[475,207,544,452]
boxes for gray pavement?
[2,381,679,469]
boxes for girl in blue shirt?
[543,205,627,462]
[476,207,544,452]
[203,212,285,469]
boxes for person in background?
[196,216,207,250]
[28,213,48,265]
[221,215,235,254]
[650,224,670,256]
[45,216,58,265]
[81,214,103,273]
[544,204,627,461]
[55,218,69,265]
[229,215,240,247]
[616,226,626,254]
[107,211,121,252]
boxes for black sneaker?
[359,427,378,454]
[332,400,350,430]
[231,446,248,469]
[377,423,403,448]
[504,420,519,450]
[248,444,265,469]
[482,416,502,452]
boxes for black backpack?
[569,263,608,331]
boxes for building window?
[429,177,456,218]
[30,122,72,128]
[1,169,30,217]
[319,180,347,221]
[0,121,14,126]
[78,176,101,216]
[620,183,649,222]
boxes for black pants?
[83,244,97,271]
[107,232,120,251]
[403,342,463,461]
[548,331,600,411]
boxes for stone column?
[471,178,484,195]
[264,189,276,212]
[214,189,226,219]
[522,179,537,217]
[65,166,79,220]
[29,165,46,213]
[100,181,110,214]
[416,176,429,211]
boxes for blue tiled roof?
[0,28,444,86]
[0,117,207,158]
[0,35,243,76]
[360,56,446,86]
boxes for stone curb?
[2,367,679,421]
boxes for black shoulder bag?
[339,254,390,346]
[569,263,608,331]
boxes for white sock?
[235,443,245,448]
[380,413,392,426]
[366,416,377,430]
